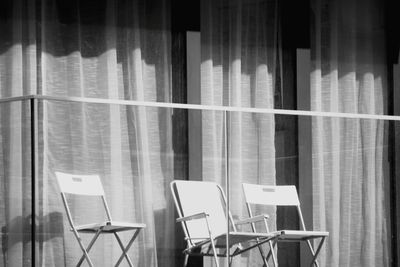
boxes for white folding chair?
[170,180,280,267]
[55,172,146,267]
[242,184,328,267]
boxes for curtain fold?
[39,0,175,266]
[0,0,36,265]
[310,0,390,266]
[201,0,278,265]
[0,0,175,266]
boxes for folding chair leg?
[309,237,326,267]
[114,229,142,267]
[183,254,189,267]
[209,239,219,267]
[74,229,102,267]
[265,240,278,267]
[270,240,278,267]
[255,238,269,267]
[114,232,134,267]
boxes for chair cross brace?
[74,227,142,267]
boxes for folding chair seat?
[242,183,329,267]
[56,172,146,267]
[170,180,280,267]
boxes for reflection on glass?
[0,100,393,267]
[227,114,391,267]
[311,116,389,266]
[40,101,177,266]
[0,101,32,266]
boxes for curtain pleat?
[0,0,36,265]
[311,0,390,266]
[201,0,278,265]
[1,0,175,266]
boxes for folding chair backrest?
[55,172,112,224]
[56,172,105,196]
[242,184,300,206]
[243,183,311,231]
[171,180,228,241]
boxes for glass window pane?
[0,100,32,266]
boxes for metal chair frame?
[56,172,145,267]
[242,183,329,267]
[171,180,279,267]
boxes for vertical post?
[393,63,399,267]
[187,31,202,181]
[224,110,229,267]
[30,97,36,267]
[297,49,312,266]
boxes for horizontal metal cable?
[0,94,398,121]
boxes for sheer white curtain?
[311,0,390,266]
[0,0,36,265]
[201,0,278,265]
[0,0,176,266]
